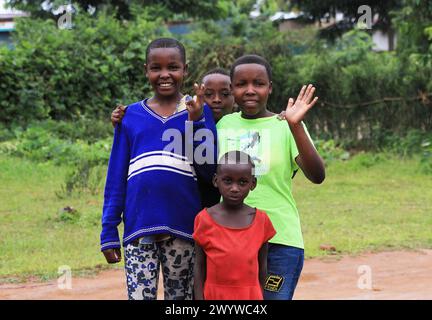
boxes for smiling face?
[214,162,256,207]
[231,63,272,119]
[145,47,187,98]
[202,73,234,122]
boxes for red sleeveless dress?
[193,208,276,300]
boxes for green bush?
[381,129,432,174]
[57,206,81,223]
[382,129,431,156]
[0,122,112,195]
[292,29,415,147]
[56,161,106,197]
[314,139,350,164]
[25,119,113,143]
[1,124,111,166]
[184,24,431,149]
[1,9,431,151]
[0,11,168,125]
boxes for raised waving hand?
[284,84,318,125]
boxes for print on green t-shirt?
[217,112,314,249]
[230,129,271,176]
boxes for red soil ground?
[1,249,431,300]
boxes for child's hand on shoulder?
[284,84,319,126]
[102,248,122,264]
[111,104,127,127]
[186,83,205,121]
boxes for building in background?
[0,0,28,46]
[270,10,397,52]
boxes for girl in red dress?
[193,150,276,300]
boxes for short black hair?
[146,37,186,64]
[202,67,230,81]
[217,150,255,175]
[230,54,272,81]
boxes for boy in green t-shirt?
[217,54,325,300]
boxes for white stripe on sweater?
[128,166,197,181]
[128,154,196,178]
[130,150,189,164]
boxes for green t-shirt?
[217,112,312,249]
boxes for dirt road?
[1,249,431,300]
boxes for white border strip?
[128,166,197,181]
[101,241,121,250]
[123,226,193,243]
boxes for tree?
[289,0,402,40]
[392,0,432,56]
[289,0,402,24]
[5,0,229,21]
[5,0,130,19]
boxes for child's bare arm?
[111,105,127,127]
[193,242,207,300]
[258,243,269,293]
[291,124,325,184]
[284,85,325,184]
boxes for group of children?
[101,37,325,300]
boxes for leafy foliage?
[5,0,231,20]
[0,124,111,165]
[290,0,402,24]
[0,2,431,153]
[0,122,112,195]
[0,11,167,125]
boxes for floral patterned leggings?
[124,237,195,300]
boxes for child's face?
[145,47,187,98]
[231,63,272,119]
[202,74,234,122]
[213,163,256,207]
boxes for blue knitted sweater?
[100,99,217,251]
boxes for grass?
[296,153,432,258]
[0,152,431,282]
[0,156,122,283]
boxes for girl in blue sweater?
[100,38,217,300]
